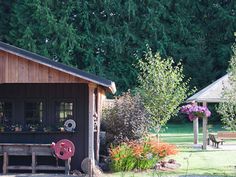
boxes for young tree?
[137,47,193,128]
[217,44,236,130]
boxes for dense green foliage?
[217,44,236,130]
[137,48,192,127]
[0,1,236,94]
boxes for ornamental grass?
[109,140,178,172]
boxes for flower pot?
[0,127,4,132]
[59,127,65,132]
[30,128,36,132]
[15,127,22,132]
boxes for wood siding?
[0,51,89,84]
[0,49,108,172]
[0,83,89,171]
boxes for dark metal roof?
[0,41,116,94]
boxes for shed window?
[55,101,74,123]
[24,101,44,125]
[0,101,12,124]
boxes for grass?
[104,123,236,177]
[171,150,236,176]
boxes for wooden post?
[94,87,104,162]
[192,101,199,145]
[202,102,208,150]
[88,83,96,177]
[193,118,199,144]
[3,152,8,174]
[32,152,36,173]
[65,158,71,175]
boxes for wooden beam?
[65,158,71,175]
[32,152,36,173]
[5,53,9,83]
[193,118,199,144]
[94,87,105,162]
[88,83,96,177]
[0,51,6,83]
[3,152,8,174]
[202,101,208,150]
[193,102,198,145]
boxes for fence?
[103,99,115,109]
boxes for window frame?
[23,99,46,125]
[0,100,13,125]
[54,99,75,124]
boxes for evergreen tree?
[0,1,14,42]
[0,0,235,94]
[8,0,78,65]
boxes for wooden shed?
[0,41,116,173]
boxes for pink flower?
[181,104,211,121]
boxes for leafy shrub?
[109,143,136,172]
[102,91,149,145]
[109,140,178,172]
[217,45,236,130]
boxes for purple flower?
[180,104,211,121]
[180,104,192,114]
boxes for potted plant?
[43,126,53,132]
[15,124,22,132]
[30,124,38,132]
[0,124,5,132]
[56,122,65,132]
[59,126,65,132]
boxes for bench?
[217,131,236,141]
[0,143,71,174]
[208,134,224,148]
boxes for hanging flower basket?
[181,104,211,121]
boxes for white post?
[193,118,199,144]
[202,102,208,150]
[88,83,96,176]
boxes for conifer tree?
[0,0,235,94]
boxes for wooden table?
[0,143,71,174]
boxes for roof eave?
[0,42,116,94]
[109,81,116,94]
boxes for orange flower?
[144,140,178,158]
[132,143,144,157]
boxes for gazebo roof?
[187,74,230,103]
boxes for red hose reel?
[51,139,75,160]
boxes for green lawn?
[104,123,236,177]
[160,123,236,176]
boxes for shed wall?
[0,83,89,171]
[0,51,88,84]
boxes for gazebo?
[186,74,230,149]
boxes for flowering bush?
[102,91,150,145]
[181,103,211,121]
[109,143,136,172]
[109,140,178,172]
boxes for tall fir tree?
[0,0,235,94]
